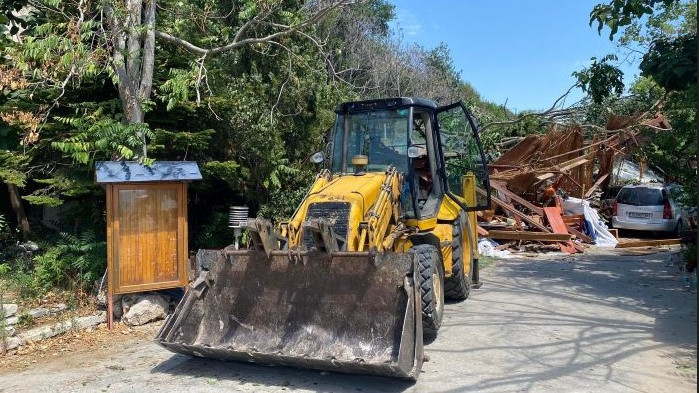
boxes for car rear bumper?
[612,217,676,232]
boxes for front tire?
[412,244,444,341]
[445,214,472,300]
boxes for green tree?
[585,0,696,201]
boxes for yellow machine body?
[157,98,490,380]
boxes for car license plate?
[628,212,651,219]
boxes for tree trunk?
[105,0,155,159]
[5,182,30,240]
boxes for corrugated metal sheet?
[95,161,202,183]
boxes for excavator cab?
[156,97,490,380]
[327,98,490,220]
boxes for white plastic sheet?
[478,238,514,259]
[562,197,617,247]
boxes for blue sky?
[389,1,641,112]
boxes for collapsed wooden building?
[477,112,671,254]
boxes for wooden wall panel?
[109,183,188,294]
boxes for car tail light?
[663,201,672,219]
[612,200,618,216]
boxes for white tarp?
[478,238,514,259]
[562,197,618,247]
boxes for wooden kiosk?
[95,161,202,327]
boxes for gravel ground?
[0,246,695,392]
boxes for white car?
[611,183,689,235]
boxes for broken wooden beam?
[566,225,594,244]
[536,157,589,181]
[477,187,552,233]
[608,228,619,239]
[488,230,571,242]
[477,225,489,237]
[543,206,578,254]
[583,174,609,198]
[615,238,681,248]
[562,214,584,227]
[490,181,544,216]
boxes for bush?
[33,230,106,292]
[0,214,18,264]
[7,230,106,302]
[12,271,43,301]
[194,210,234,249]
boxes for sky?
[388,1,641,112]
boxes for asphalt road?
[0,247,696,392]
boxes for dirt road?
[0,247,695,392]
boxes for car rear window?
[616,187,665,206]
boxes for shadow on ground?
[429,248,697,392]
[150,248,696,393]
[152,354,415,392]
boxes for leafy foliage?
[590,0,677,39]
[586,0,696,204]
[53,108,154,165]
[33,230,106,291]
[5,229,106,301]
[0,0,526,296]
[640,33,696,91]
[573,55,625,104]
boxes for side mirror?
[310,151,325,164]
[407,146,421,158]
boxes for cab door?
[435,101,491,211]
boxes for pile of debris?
[478,112,671,255]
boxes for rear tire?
[412,244,444,341]
[445,214,472,301]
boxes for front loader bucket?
[156,249,423,380]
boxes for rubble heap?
[478,113,671,255]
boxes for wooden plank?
[490,181,544,216]
[477,225,489,237]
[616,238,681,248]
[583,174,609,198]
[477,187,552,233]
[566,225,594,244]
[608,228,619,239]
[106,183,113,329]
[562,214,584,226]
[543,206,577,254]
[488,230,571,242]
[536,157,589,181]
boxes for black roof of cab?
[335,97,438,114]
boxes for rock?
[5,316,18,326]
[29,307,50,319]
[7,312,107,351]
[50,303,68,313]
[112,295,123,320]
[3,326,15,336]
[19,241,39,252]
[122,294,169,326]
[76,313,106,329]
[97,290,107,307]
[2,336,24,351]
[1,304,18,317]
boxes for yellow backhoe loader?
[156,97,491,380]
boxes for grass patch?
[478,256,496,270]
